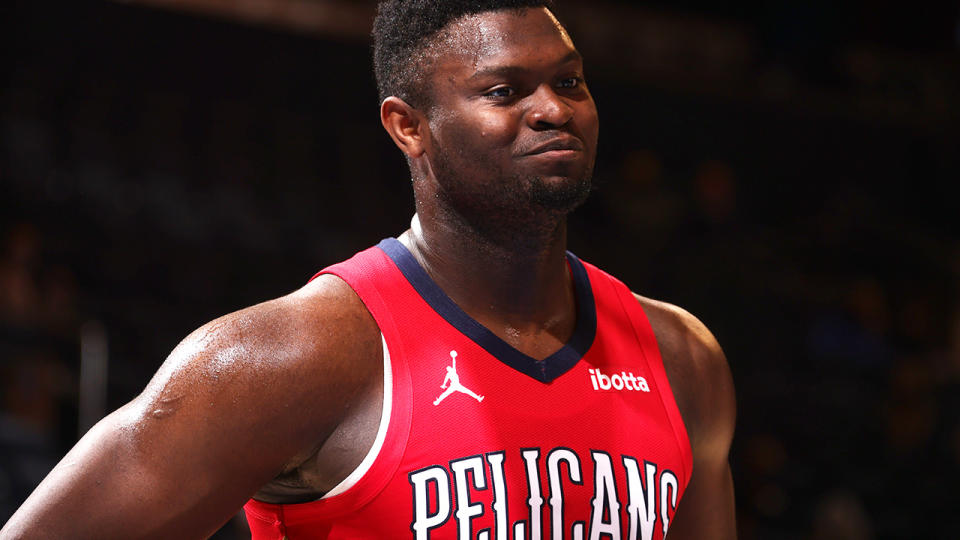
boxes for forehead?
[433,7,578,72]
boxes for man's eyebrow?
[467,50,583,81]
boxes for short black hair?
[372,0,558,109]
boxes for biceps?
[668,459,737,540]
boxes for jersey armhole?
[609,281,694,490]
[245,251,413,525]
[321,332,392,498]
[296,261,413,516]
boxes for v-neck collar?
[377,237,596,383]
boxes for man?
[1,1,736,538]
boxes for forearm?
[0,408,246,540]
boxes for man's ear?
[380,97,428,158]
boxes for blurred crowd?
[0,221,78,521]
[2,1,958,538]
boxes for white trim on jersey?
[322,333,392,498]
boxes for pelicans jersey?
[244,238,692,540]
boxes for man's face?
[420,7,599,221]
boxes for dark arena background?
[2,1,958,538]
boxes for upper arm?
[636,295,737,539]
[1,275,381,540]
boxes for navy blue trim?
[377,238,596,383]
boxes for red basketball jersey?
[244,238,692,540]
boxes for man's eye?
[559,77,583,89]
[485,87,515,98]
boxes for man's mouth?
[522,136,585,156]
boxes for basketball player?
[1,1,736,538]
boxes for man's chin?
[529,174,593,212]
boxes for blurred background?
[1,0,958,538]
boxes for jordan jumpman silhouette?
[433,351,484,406]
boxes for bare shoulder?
[632,294,735,454]
[133,272,382,464]
[631,294,727,383]
[154,272,379,387]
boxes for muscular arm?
[637,295,737,540]
[0,275,381,540]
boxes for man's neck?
[399,211,577,357]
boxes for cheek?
[433,105,518,152]
[429,103,519,159]
[473,112,518,147]
[577,102,600,143]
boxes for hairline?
[388,5,562,110]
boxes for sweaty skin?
[1,7,735,539]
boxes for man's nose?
[526,85,575,129]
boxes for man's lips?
[521,137,585,156]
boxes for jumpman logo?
[433,351,484,406]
